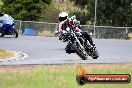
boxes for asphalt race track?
[0,36,132,65]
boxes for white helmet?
[59,12,68,22]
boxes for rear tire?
[91,50,99,59]
[85,41,99,59]
[71,43,87,60]
[12,29,18,38]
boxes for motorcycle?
[0,17,18,38]
[60,27,99,60]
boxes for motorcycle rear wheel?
[12,29,18,38]
[91,49,99,59]
[84,41,99,59]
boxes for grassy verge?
[38,30,55,37]
[0,64,132,88]
[0,49,13,59]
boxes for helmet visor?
[59,16,67,22]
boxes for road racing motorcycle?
[59,18,99,60]
[0,16,18,38]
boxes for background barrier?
[14,20,132,39]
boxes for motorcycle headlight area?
[0,22,3,27]
[6,21,13,25]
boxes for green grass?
[0,64,132,88]
[0,49,13,59]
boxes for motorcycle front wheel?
[71,43,88,60]
[1,33,4,37]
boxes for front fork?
[73,33,87,55]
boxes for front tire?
[71,43,87,60]
[1,33,5,37]
[1,30,6,37]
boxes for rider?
[58,12,95,54]
[0,12,14,30]
[0,12,14,21]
